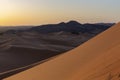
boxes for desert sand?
[4,22,120,80]
[0,29,95,79]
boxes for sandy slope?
[4,22,120,80]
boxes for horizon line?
[0,20,116,27]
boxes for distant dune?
[4,22,120,80]
[0,26,32,32]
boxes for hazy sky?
[0,0,120,26]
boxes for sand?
[0,30,95,79]
[4,22,120,80]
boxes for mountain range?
[4,21,114,35]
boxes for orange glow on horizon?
[0,0,119,26]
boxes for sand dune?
[0,29,98,79]
[4,22,120,80]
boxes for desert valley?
[3,22,120,80]
[0,21,114,79]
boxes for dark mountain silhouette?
[4,20,114,35]
[27,20,114,34]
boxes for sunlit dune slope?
[4,22,120,80]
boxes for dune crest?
[4,22,120,80]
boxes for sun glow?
[0,0,16,25]
[0,0,119,26]
[0,0,14,16]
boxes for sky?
[0,0,120,26]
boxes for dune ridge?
[4,22,120,80]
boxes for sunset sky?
[0,0,120,26]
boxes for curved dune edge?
[4,22,120,80]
